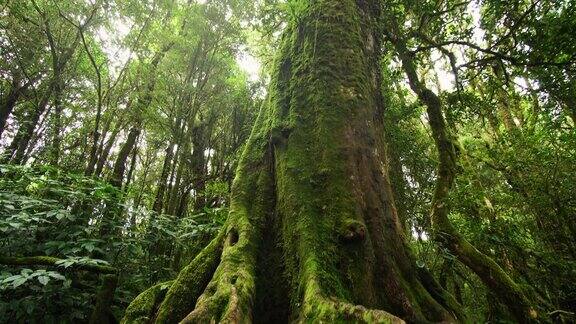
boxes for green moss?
[300,291,403,324]
[89,274,118,324]
[267,0,382,312]
[154,231,226,324]
[338,219,367,243]
[121,281,172,324]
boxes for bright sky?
[97,10,261,81]
[424,1,486,92]
[237,49,261,82]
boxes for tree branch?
[411,38,574,68]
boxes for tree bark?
[123,1,464,322]
[89,275,119,324]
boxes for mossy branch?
[0,255,116,274]
[389,28,538,322]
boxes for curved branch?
[411,38,574,68]
[389,29,538,322]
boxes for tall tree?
[123,1,465,322]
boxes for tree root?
[301,296,405,324]
[179,276,405,324]
[121,230,225,324]
[178,226,259,323]
[180,284,247,324]
[121,281,173,324]
[154,231,226,324]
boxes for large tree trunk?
[123,1,464,323]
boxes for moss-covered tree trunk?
[123,1,464,322]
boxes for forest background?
[0,0,575,322]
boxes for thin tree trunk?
[49,77,63,166]
[167,123,191,215]
[124,143,139,190]
[0,76,32,139]
[164,141,181,213]
[22,104,52,165]
[190,124,207,211]
[109,126,140,188]
[6,84,53,164]
[562,95,576,126]
[167,154,185,215]
[95,121,122,177]
[81,24,104,176]
[153,143,175,213]
[134,150,154,211]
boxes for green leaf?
[48,272,65,281]
[12,277,27,288]
[37,276,50,285]
[8,222,21,228]
[20,269,33,276]
[2,275,21,283]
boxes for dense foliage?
[1,0,575,322]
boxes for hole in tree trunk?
[227,228,239,246]
[340,220,367,243]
